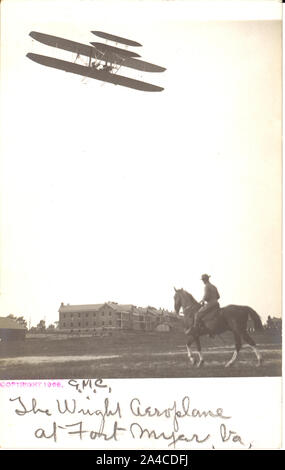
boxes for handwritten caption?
[7,379,253,449]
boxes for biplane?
[26,31,166,92]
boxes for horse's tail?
[248,307,263,331]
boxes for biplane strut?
[27,31,166,92]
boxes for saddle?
[204,304,220,319]
[200,305,221,336]
[185,305,220,337]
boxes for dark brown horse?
[174,288,263,368]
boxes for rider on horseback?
[195,274,220,327]
[186,274,220,335]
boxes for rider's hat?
[201,274,210,281]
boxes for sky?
[0,0,282,326]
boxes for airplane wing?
[91,42,166,72]
[29,31,101,60]
[90,42,141,59]
[30,32,166,73]
[26,53,164,92]
[117,57,166,73]
[91,31,142,47]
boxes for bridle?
[178,292,199,317]
[182,303,197,317]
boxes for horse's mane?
[180,289,200,306]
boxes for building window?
[86,322,89,327]
[78,322,81,327]
[93,321,96,326]
[109,312,112,316]
[71,322,73,327]
[102,321,105,325]
[109,320,112,325]
[86,313,89,317]
[78,313,81,317]
[102,312,105,316]
[63,322,66,327]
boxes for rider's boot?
[185,321,214,338]
[185,324,198,335]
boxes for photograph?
[0,0,282,383]
[0,0,282,452]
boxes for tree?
[16,316,28,329]
[37,320,46,331]
[6,314,27,329]
[7,314,16,320]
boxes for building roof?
[106,302,135,313]
[134,307,159,316]
[59,304,105,313]
[0,317,26,330]
[59,302,136,314]
[59,302,173,316]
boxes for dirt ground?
[0,329,281,379]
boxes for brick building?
[58,302,174,333]
[58,302,136,333]
[132,306,166,331]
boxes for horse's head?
[173,287,183,314]
[174,287,199,316]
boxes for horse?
[174,287,263,368]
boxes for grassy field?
[0,329,281,379]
